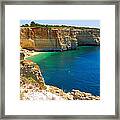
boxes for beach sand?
[20,48,43,59]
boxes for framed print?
[0,0,120,119]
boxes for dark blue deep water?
[28,46,100,96]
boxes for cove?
[27,46,100,96]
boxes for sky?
[20,20,100,28]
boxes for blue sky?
[20,20,100,28]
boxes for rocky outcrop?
[20,59,72,100]
[20,77,65,100]
[20,26,100,51]
[20,58,100,100]
[46,85,73,100]
[70,89,100,100]
[20,39,35,49]
[76,29,100,46]
[20,60,46,90]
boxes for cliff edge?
[20,52,100,100]
[20,26,100,51]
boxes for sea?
[27,46,100,96]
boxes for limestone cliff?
[20,60,47,90]
[76,29,100,46]
[20,26,100,51]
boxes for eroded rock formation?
[76,29,100,46]
[20,27,100,51]
[20,60,46,90]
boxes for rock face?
[46,85,73,100]
[20,52,25,60]
[20,60,46,90]
[20,77,64,100]
[20,27,100,51]
[76,29,100,46]
[70,89,100,100]
[20,39,35,49]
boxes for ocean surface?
[27,46,100,96]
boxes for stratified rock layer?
[20,27,100,51]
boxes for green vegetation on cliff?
[21,21,100,30]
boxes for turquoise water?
[27,46,100,96]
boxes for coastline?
[20,22,100,100]
[20,50,100,100]
[20,48,42,59]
